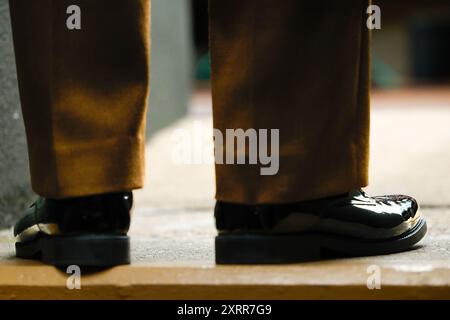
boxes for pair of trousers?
[9,0,371,204]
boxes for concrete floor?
[0,207,448,299]
[0,87,449,299]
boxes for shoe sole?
[16,234,130,267]
[215,218,427,264]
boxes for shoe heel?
[41,235,130,267]
[215,233,320,264]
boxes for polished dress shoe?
[14,192,132,267]
[215,190,427,264]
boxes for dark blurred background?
[191,0,450,87]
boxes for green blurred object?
[196,53,211,80]
[197,51,402,87]
[371,54,402,88]
[196,51,402,88]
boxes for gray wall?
[0,0,33,228]
[0,0,192,228]
[148,0,192,136]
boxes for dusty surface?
[0,207,448,299]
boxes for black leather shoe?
[14,192,132,267]
[215,190,427,264]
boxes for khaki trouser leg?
[210,0,371,204]
[9,0,150,198]
[11,0,370,204]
